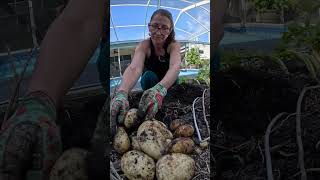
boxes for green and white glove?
[0,91,62,180]
[138,83,167,120]
[110,90,129,135]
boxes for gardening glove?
[0,91,62,180]
[110,90,129,136]
[138,83,167,120]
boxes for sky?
[110,0,210,43]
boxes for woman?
[110,9,181,135]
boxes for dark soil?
[212,59,320,180]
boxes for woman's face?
[148,14,172,45]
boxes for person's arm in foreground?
[28,0,104,106]
[138,42,181,119]
[0,0,104,180]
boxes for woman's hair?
[150,9,176,46]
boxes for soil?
[212,57,320,180]
[110,83,211,180]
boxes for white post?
[28,0,39,48]
[118,48,122,77]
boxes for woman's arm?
[27,0,105,106]
[117,42,146,93]
[159,42,181,89]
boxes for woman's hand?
[110,90,129,135]
[0,92,62,180]
[138,83,167,119]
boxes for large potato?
[113,127,130,154]
[167,137,195,154]
[138,120,173,139]
[174,124,194,137]
[124,108,140,129]
[156,153,195,180]
[137,120,173,159]
[170,119,186,131]
[121,150,155,180]
[152,118,167,129]
[49,148,88,180]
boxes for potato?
[167,137,195,154]
[138,120,173,139]
[113,127,130,154]
[137,120,173,159]
[121,150,155,180]
[174,124,194,137]
[131,136,141,151]
[124,108,140,129]
[49,148,88,180]
[152,118,167,129]
[170,119,186,131]
[156,153,195,180]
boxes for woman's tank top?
[143,39,170,80]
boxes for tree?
[251,0,298,23]
[186,47,201,67]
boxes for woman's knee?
[141,71,159,90]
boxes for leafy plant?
[185,47,201,67]
[295,0,320,26]
[196,59,210,86]
[274,22,320,82]
[251,0,297,12]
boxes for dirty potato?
[124,108,139,129]
[113,127,130,154]
[167,137,195,154]
[156,153,195,180]
[170,119,186,131]
[138,120,173,139]
[49,148,88,180]
[174,124,194,137]
[121,150,155,180]
[137,120,173,159]
[152,118,167,129]
[131,135,141,151]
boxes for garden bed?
[110,83,211,180]
[212,58,320,179]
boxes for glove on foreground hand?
[110,90,129,135]
[138,83,167,120]
[0,91,62,180]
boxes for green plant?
[251,0,296,12]
[251,0,275,12]
[185,47,201,67]
[196,60,210,86]
[274,22,320,82]
[294,0,320,26]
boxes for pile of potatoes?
[113,108,199,180]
